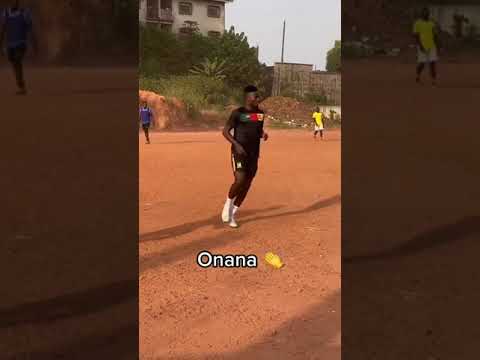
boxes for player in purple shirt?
[0,1,37,95]
[139,102,153,144]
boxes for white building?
[139,0,232,36]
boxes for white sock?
[225,197,234,207]
[232,206,239,215]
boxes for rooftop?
[274,62,313,67]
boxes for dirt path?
[140,129,341,359]
[342,61,480,359]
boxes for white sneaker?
[222,199,233,223]
[228,216,239,228]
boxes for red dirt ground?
[140,130,341,359]
[1,67,138,359]
[342,61,480,359]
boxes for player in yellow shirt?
[413,7,440,85]
[312,107,325,141]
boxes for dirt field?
[343,61,480,359]
[1,67,138,359]
[140,130,341,359]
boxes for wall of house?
[272,63,341,105]
[172,0,226,35]
[139,0,147,21]
[430,5,480,36]
[139,0,226,36]
[311,72,341,105]
[272,63,313,97]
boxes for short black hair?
[244,85,258,93]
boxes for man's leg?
[430,61,437,85]
[416,62,425,83]
[228,159,257,227]
[320,129,324,139]
[9,47,26,93]
[228,175,253,228]
[314,130,318,139]
[222,169,248,223]
[233,177,253,208]
[144,125,150,143]
[228,170,248,200]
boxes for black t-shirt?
[228,107,265,157]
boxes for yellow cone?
[265,252,284,269]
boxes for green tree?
[139,24,214,76]
[326,40,341,72]
[208,26,263,88]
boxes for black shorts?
[142,123,150,131]
[7,45,26,64]
[231,152,258,178]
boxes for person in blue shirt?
[0,1,37,95]
[139,101,153,144]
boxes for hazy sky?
[225,0,341,70]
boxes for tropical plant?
[189,58,227,80]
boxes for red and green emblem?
[240,113,264,122]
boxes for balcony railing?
[146,7,173,23]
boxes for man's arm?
[414,33,425,52]
[223,111,246,155]
[261,117,268,141]
[433,23,441,50]
[25,11,38,54]
[413,22,426,52]
[30,24,38,54]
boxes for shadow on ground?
[344,216,480,264]
[140,195,340,244]
[0,280,137,329]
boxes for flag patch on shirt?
[240,113,264,122]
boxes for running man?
[139,101,153,144]
[413,7,440,85]
[312,106,325,140]
[0,1,36,95]
[221,85,269,228]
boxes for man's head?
[142,101,148,108]
[11,0,20,10]
[421,7,430,20]
[316,106,321,112]
[244,85,260,108]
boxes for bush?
[342,41,374,58]
[139,75,242,117]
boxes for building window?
[207,5,221,18]
[179,2,193,15]
[146,0,159,19]
[208,31,221,38]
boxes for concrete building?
[272,63,341,105]
[139,0,232,36]
[430,2,480,38]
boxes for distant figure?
[312,106,325,140]
[413,7,439,86]
[453,12,468,39]
[0,0,36,95]
[139,102,153,144]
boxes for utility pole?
[281,20,286,63]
